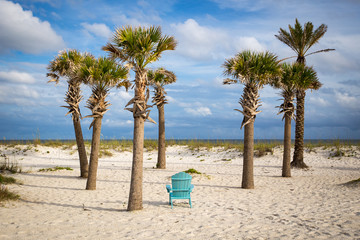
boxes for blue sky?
[0,0,359,140]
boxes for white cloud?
[103,119,132,127]
[172,19,229,60]
[108,89,133,108]
[234,37,265,52]
[172,19,265,61]
[185,107,212,117]
[81,23,112,39]
[308,96,329,107]
[0,0,65,54]
[0,70,36,84]
[335,91,358,109]
[0,85,39,105]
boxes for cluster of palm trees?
[47,26,176,211]
[47,19,333,210]
[223,19,333,188]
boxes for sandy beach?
[1,144,359,240]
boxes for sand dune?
[1,144,359,239]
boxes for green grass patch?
[38,166,73,172]
[0,174,17,184]
[184,168,202,174]
[221,158,232,162]
[0,185,20,202]
[99,149,113,158]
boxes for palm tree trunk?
[292,90,308,168]
[156,104,166,169]
[282,112,292,177]
[128,116,144,211]
[86,117,102,190]
[242,118,254,189]
[128,69,147,211]
[72,115,88,178]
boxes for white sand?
[1,144,359,240]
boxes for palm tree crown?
[274,63,321,119]
[275,18,333,63]
[77,55,130,91]
[223,50,281,87]
[103,26,177,70]
[223,51,281,128]
[75,55,129,128]
[148,68,176,106]
[47,50,81,81]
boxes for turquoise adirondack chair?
[166,172,194,209]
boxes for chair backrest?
[171,172,192,198]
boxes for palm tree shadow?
[22,173,83,180]
[19,199,126,212]
[22,184,83,191]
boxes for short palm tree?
[276,18,334,168]
[273,63,321,177]
[47,49,89,178]
[75,55,129,190]
[148,68,176,169]
[103,25,177,210]
[223,50,281,189]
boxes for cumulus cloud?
[234,37,265,52]
[0,0,65,54]
[172,19,264,61]
[108,89,133,108]
[335,91,358,109]
[103,119,132,127]
[0,85,39,105]
[0,70,36,84]
[185,107,212,116]
[81,23,112,39]
[308,96,329,107]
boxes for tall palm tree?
[275,18,334,168]
[273,63,321,177]
[223,50,281,189]
[148,68,176,169]
[75,55,129,190]
[47,49,89,178]
[103,26,177,210]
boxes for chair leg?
[189,198,192,208]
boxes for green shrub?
[38,166,73,172]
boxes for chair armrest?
[190,184,194,192]
[166,185,172,192]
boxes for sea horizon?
[2,138,360,144]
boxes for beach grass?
[1,139,359,155]
[38,166,73,172]
[0,154,22,174]
[0,173,20,203]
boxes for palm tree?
[148,68,176,169]
[275,18,334,168]
[273,63,321,177]
[222,50,281,189]
[75,55,129,190]
[103,26,177,210]
[47,49,89,178]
